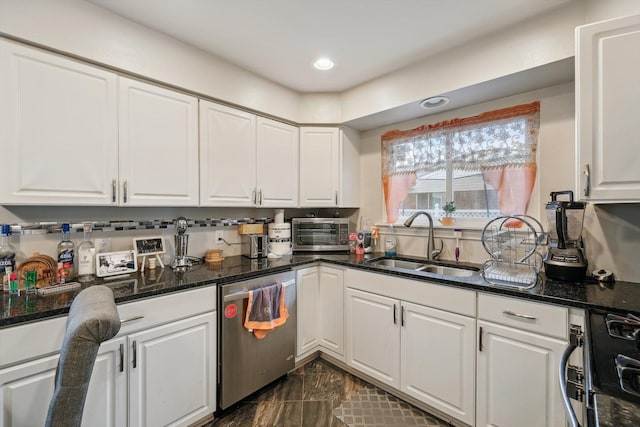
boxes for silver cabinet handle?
[111,178,117,203]
[252,188,257,205]
[123,180,128,204]
[479,326,484,352]
[503,310,536,320]
[584,164,590,197]
[132,340,137,369]
[335,190,338,206]
[258,189,263,206]
[119,343,124,372]
[393,304,397,325]
[120,315,144,324]
[401,306,405,327]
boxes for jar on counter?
[349,232,357,254]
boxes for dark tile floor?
[209,358,448,427]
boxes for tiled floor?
[209,358,449,427]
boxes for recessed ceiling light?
[420,96,450,109]
[313,57,335,70]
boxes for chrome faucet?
[403,211,442,260]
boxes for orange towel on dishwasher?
[244,282,289,339]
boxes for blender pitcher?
[544,191,588,281]
[545,190,586,248]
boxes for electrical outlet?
[95,238,112,253]
[215,230,224,245]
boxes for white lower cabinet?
[401,302,475,426]
[345,288,400,388]
[0,338,126,427]
[129,313,216,427]
[476,293,572,427]
[344,269,476,425]
[296,267,320,357]
[476,321,566,427]
[296,265,344,361]
[0,286,217,427]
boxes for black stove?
[589,310,640,403]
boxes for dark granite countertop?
[2,252,640,329]
[3,251,639,426]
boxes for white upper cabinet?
[299,127,360,208]
[200,101,299,207]
[0,39,119,205]
[119,77,199,206]
[0,39,199,206]
[200,101,256,206]
[576,14,640,202]
[256,117,299,207]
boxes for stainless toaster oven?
[292,218,350,252]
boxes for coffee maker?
[543,191,588,281]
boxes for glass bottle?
[0,225,16,292]
[57,223,75,281]
[77,224,96,282]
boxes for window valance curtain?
[382,101,540,223]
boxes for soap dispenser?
[384,225,398,256]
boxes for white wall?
[585,0,640,23]
[339,2,584,123]
[0,0,592,126]
[0,0,302,122]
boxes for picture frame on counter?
[133,236,166,272]
[96,250,138,278]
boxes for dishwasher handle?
[223,278,295,302]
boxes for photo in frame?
[132,236,166,271]
[133,237,165,256]
[96,250,138,278]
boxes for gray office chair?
[45,285,121,427]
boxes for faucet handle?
[431,239,444,260]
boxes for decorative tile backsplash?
[6,217,273,235]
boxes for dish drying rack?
[480,215,545,290]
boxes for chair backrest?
[45,285,121,427]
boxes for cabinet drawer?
[477,293,567,339]
[0,316,68,368]
[117,285,216,336]
[0,285,217,368]
[345,269,475,317]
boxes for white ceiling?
[87,0,574,93]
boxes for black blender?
[543,190,588,281]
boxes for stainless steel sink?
[366,257,479,277]
[367,258,427,270]
[419,265,477,277]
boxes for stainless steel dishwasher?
[218,271,296,410]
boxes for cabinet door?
[256,117,299,207]
[576,15,640,201]
[339,127,360,207]
[345,288,400,388]
[129,312,216,427]
[476,321,567,427]
[296,267,320,358]
[199,101,256,206]
[0,39,118,205]
[0,338,126,427]
[318,266,344,358]
[299,127,339,207]
[119,77,199,206]
[401,302,475,426]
